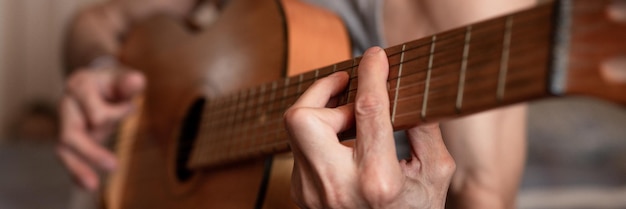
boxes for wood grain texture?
[105,0,626,208]
[563,0,626,104]
[189,2,558,169]
[105,0,349,208]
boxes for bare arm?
[383,0,535,208]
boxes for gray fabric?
[302,0,384,56]
[304,0,413,159]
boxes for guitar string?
[201,28,550,131]
[189,11,553,161]
[202,12,551,120]
[190,22,552,159]
[210,65,545,142]
[200,17,543,131]
[188,33,548,159]
[190,59,548,159]
[190,75,547,163]
[190,59,539,160]
[205,8,549,109]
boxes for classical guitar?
[106,0,626,208]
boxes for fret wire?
[456,26,472,112]
[391,44,406,124]
[378,37,534,104]
[378,17,550,84]
[249,54,550,141]
[202,7,552,119]
[233,90,246,150]
[201,8,551,129]
[194,4,556,167]
[226,93,241,157]
[422,35,437,119]
[257,83,267,145]
[216,45,551,158]
[278,77,290,141]
[351,59,357,75]
[314,68,320,81]
[240,69,546,152]
[234,90,248,155]
[203,12,551,118]
[376,27,543,86]
[215,33,549,127]
[384,27,550,93]
[240,89,252,144]
[225,94,236,131]
[389,45,548,107]
[225,30,550,129]
[244,62,548,146]
[297,74,304,94]
[265,81,278,145]
[498,16,514,102]
[394,71,547,120]
[217,18,550,119]
[340,58,358,105]
[400,53,545,110]
[243,87,256,149]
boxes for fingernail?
[364,46,383,56]
[330,71,348,78]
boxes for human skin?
[59,0,534,208]
[284,47,455,209]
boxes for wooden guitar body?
[106,0,350,208]
[104,0,626,208]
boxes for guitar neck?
[187,0,620,170]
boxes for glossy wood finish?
[560,0,626,104]
[106,0,349,208]
[189,0,626,170]
[189,2,557,169]
[107,0,626,208]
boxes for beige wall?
[0,0,5,137]
[0,0,101,137]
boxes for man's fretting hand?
[284,47,456,208]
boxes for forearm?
[442,104,528,209]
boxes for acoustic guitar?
[106,0,626,208]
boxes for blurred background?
[0,0,99,208]
[0,0,625,209]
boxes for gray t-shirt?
[304,0,413,159]
[302,0,384,56]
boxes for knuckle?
[355,95,385,118]
[435,155,457,178]
[360,178,400,205]
[283,107,313,128]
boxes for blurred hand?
[57,63,145,191]
[284,47,456,208]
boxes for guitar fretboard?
[188,2,555,169]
